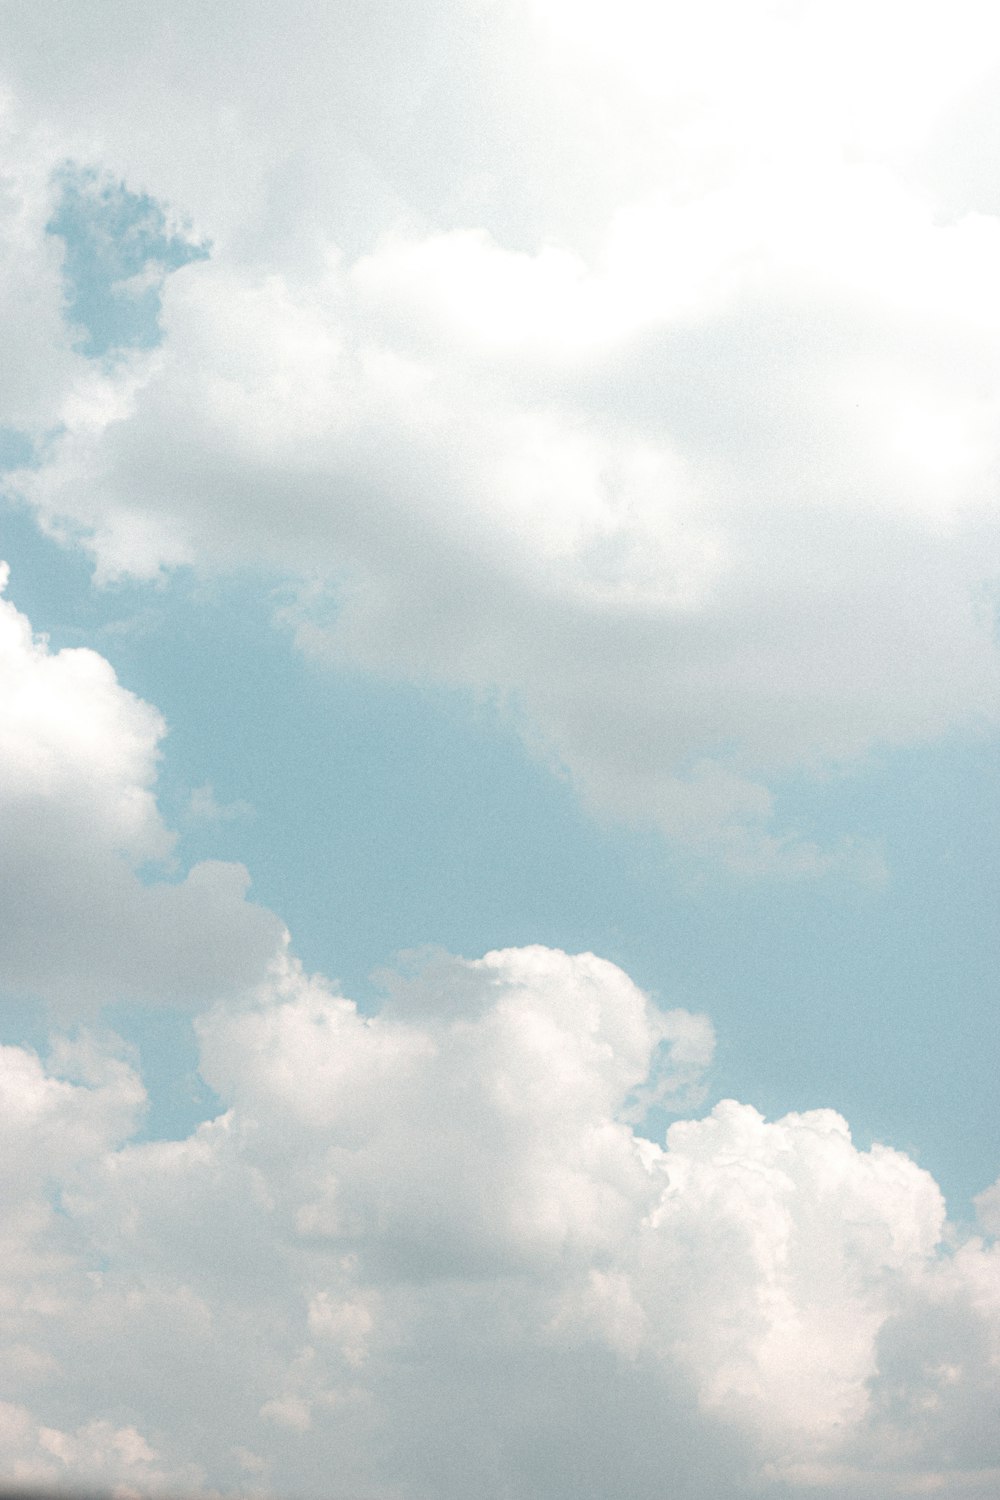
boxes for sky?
[0,2,998,1497]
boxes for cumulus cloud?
[0,567,285,1008]
[0,943,994,1498]
[0,12,996,1493]
[0,1,998,870]
[195,945,712,1279]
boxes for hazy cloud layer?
[1,0,998,869]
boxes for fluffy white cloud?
[0,567,285,1008]
[1,1,999,870]
[0,944,996,1499]
[0,1031,185,1494]
[194,945,711,1278]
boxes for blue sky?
[4,500,996,1209]
[0,5,999,1497]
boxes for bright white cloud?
[1,2,999,869]
[0,568,285,1008]
[194,945,710,1277]
[0,561,168,858]
[0,944,995,1498]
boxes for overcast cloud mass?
[0,1,998,1496]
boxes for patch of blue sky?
[1,505,997,1213]
[0,427,36,470]
[46,162,209,357]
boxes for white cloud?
[0,560,168,860]
[195,945,698,1277]
[0,568,286,1008]
[0,100,89,438]
[8,196,997,874]
[975,1175,1000,1236]
[0,944,995,1498]
[0,1402,208,1498]
[0,4,998,870]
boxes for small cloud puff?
[185,782,254,824]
